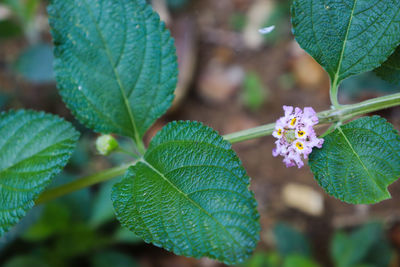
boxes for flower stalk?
[224,92,400,143]
[36,92,400,204]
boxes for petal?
[283,105,294,117]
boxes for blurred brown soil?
[1,0,400,266]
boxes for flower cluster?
[272,106,324,168]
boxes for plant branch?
[330,80,341,108]
[35,162,135,205]
[224,92,400,144]
[35,93,400,204]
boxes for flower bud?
[96,134,119,156]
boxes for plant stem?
[35,162,134,205]
[35,93,400,203]
[330,80,341,108]
[224,92,400,144]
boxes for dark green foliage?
[309,116,400,204]
[112,121,260,264]
[273,223,311,257]
[0,110,79,236]
[375,46,400,84]
[292,0,400,85]
[49,0,178,141]
[331,222,393,267]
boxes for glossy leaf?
[309,116,400,204]
[49,0,178,141]
[112,121,260,264]
[0,110,79,236]
[291,0,400,85]
[375,46,400,84]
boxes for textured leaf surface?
[0,110,79,236]
[292,0,400,85]
[309,116,400,204]
[375,46,400,84]
[112,121,260,264]
[49,0,178,140]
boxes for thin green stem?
[35,93,400,204]
[224,92,400,144]
[330,80,340,108]
[116,147,139,159]
[35,162,135,205]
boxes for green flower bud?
[96,134,119,156]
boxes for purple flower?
[272,106,324,168]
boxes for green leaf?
[14,43,54,83]
[0,110,79,236]
[375,46,400,84]
[4,255,48,267]
[22,202,70,242]
[114,227,142,244]
[283,254,319,267]
[291,0,400,86]
[273,223,311,257]
[91,250,138,267]
[309,116,400,204]
[0,20,22,39]
[241,72,267,112]
[241,252,281,267]
[331,222,392,267]
[90,180,117,228]
[49,0,178,142]
[112,121,260,264]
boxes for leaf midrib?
[81,0,141,142]
[337,126,386,194]
[140,159,246,252]
[332,0,358,85]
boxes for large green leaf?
[0,110,79,236]
[375,46,400,84]
[49,0,178,141]
[291,0,400,86]
[309,116,400,204]
[112,121,260,264]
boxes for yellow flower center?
[290,118,297,127]
[277,128,282,136]
[297,130,305,137]
[296,141,304,150]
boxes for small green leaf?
[4,255,48,267]
[91,250,138,267]
[309,116,400,204]
[114,227,142,244]
[112,121,260,264]
[0,110,79,236]
[291,0,400,86]
[283,254,319,267]
[241,72,267,112]
[331,222,392,267]
[375,46,400,84]
[273,223,311,257]
[49,0,178,141]
[90,180,117,228]
[14,43,54,83]
[241,252,281,267]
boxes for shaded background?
[1,0,400,266]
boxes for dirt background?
[1,0,400,266]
